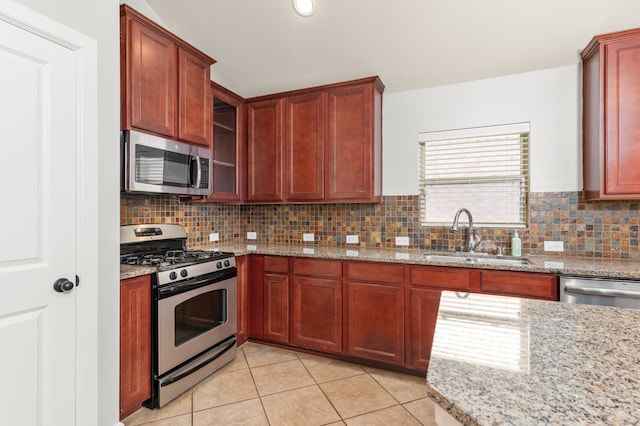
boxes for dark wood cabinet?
[120,275,151,420]
[409,288,441,370]
[347,281,405,365]
[246,76,383,203]
[178,48,213,147]
[208,82,246,202]
[247,98,284,201]
[346,261,405,365]
[480,270,557,300]
[263,256,290,343]
[582,28,640,199]
[120,5,215,147]
[327,79,383,202]
[292,258,342,353]
[285,92,325,201]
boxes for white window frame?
[418,123,530,228]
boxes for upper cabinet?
[582,28,640,199]
[247,98,285,202]
[207,82,246,202]
[246,76,384,203]
[120,5,215,148]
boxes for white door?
[0,11,78,426]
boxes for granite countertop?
[426,291,640,425]
[120,242,640,280]
[200,242,640,279]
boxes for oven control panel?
[157,256,236,286]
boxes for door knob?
[53,278,74,293]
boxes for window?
[418,123,530,227]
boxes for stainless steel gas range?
[120,224,237,408]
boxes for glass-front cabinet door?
[207,82,245,202]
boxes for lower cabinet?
[243,255,558,374]
[292,260,342,353]
[409,288,441,370]
[347,281,405,365]
[120,275,151,420]
[263,256,290,343]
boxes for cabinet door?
[409,288,441,371]
[125,18,177,138]
[292,276,342,353]
[285,92,324,201]
[327,82,379,201]
[208,83,246,202]
[347,282,404,364]
[247,99,284,201]
[178,48,212,147]
[120,275,151,419]
[264,272,289,343]
[605,36,640,196]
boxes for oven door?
[157,273,237,375]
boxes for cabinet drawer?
[294,258,341,278]
[481,271,557,300]
[410,266,472,290]
[264,256,289,273]
[346,261,404,284]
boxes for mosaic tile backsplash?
[120,192,640,259]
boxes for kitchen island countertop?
[426,291,640,425]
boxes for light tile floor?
[123,342,439,426]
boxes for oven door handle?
[158,269,237,298]
[160,338,236,388]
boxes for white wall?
[382,65,582,195]
[11,0,121,425]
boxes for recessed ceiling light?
[293,0,315,17]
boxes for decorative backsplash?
[120,192,640,259]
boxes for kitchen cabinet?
[246,76,383,203]
[480,270,557,300]
[285,92,325,201]
[409,288,441,370]
[208,82,246,202]
[582,28,640,199]
[247,98,284,201]
[120,275,151,420]
[120,5,215,148]
[327,79,383,202]
[292,258,342,353]
[346,262,405,365]
[263,256,290,343]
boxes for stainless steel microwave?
[121,130,212,196]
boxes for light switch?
[346,234,359,244]
[395,236,410,246]
[247,232,257,240]
[209,232,219,242]
[303,233,315,242]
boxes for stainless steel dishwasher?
[560,275,640,310]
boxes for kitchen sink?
[422,253,532,266]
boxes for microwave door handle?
[194,155,202,188]
[188,155,201,188]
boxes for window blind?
[418,123,530,227]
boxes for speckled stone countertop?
[198,242,640,279]
[426,291,640,425]
[120,242,640,280]
[120,264,156,280]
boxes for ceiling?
[145,0,640,99]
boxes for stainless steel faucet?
[451,208,482,252]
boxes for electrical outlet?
[395,236,410,246]
[544,241,564,252]
[209,232,219,242]
[346,234,359,244]
[247,231,257,240]
[303,233,315,242]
